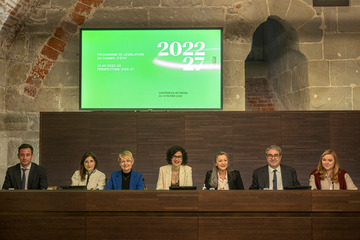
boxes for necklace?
[172,170,179,180]
[219,170,226,180]
[122,174,130,181]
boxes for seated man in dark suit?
[2,144,48,190]
[249,145,300,190]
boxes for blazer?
[309,169,358,190]
[204,170,244,190]
[156,164,193,190]
[71,169,106,190]
[249,164,300,190]
[105,169,144,190]
[2,163,48,190]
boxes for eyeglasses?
[172,155,183,160]
[266,154,280,159]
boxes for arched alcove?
[245,16,308,111]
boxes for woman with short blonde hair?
[106,150,144,190]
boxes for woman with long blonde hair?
[309,149,357,190]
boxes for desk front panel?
[198,190,312,212]
[86,190,198,212]
[1,190,360,240]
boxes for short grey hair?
[265,145,282,156]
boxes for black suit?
[249,164,300,190]
[204,170,244,190]
[2,163,48,190]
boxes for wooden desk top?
[1,190,359,213]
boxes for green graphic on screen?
[80,29,222,110]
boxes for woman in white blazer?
[71,151,106,190]
[156,145,193,190]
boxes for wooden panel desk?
[312,191,360,240]
[198,191,312,240]
[0,191,86,240]
[1,191,359,240]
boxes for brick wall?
[0,0,40,55]
[245,77,283,111]
[25,0,103,97]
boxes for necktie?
[21,169,27,190]
[273,169,277,190]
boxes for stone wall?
[1,0,360,186]
[266,17,308,110]
[246,16,309,110]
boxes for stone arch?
[234,0,317,110]
[245,16,308,110]
[0,0,41,55]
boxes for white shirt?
[217,171,229,190]
[268,165,283,190]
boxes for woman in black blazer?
[204,151,244,190]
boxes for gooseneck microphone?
[143,177,147,190]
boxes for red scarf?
[310,168,348,190]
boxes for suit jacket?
[249,164,300,190]
[204,170,244,190]
[156,164,193,190]
[2,163,48,190]
[71,169,106,190]
[105,169,144,190]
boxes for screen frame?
[79,28,223,111]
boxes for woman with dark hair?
[204,151,244,190]
[71,151,106,190]
[156,145,193,190]
[106,150,144,190]
[309,149,357,190]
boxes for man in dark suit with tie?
[2,144,48,190]
[249,145,300,190]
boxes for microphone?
[332,182,334,190]
[143,177,147,190]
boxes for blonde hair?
[118,150,134,164]
[316,149,340,182]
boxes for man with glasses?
[249,145,300,190]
